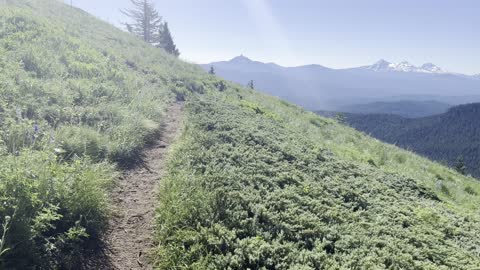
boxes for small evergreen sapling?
[209,66,215,75]
[455,156,467,175]
[247,80,255,89]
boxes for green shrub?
[465,186,477,195]
[0,121,41,153]
[56,126,108,161]
[440,183,451,196]
[0,3,196,267]
[171,86,188,101]
[155,95,480,269]
[0,151,114,269]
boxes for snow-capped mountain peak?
[367,60,445,74]
[369,59,393,71]
[395,61,417,72]
[421,63,444,73]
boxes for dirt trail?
[89,102,183,270]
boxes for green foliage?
[455,156,467,175]
[158,22,180,57]
[156,89,480,269]
[56,126,108,161]
[339,100,451,118]
[464,186,477,196]
[247,80,255,89]
[3,1,480,269]
[122,0,180,56]
[0,151,114,268]
[209,66,215,75]
[0,0,200,267]
[0,213,14,260]
[121,0,162,44]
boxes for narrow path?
[93,102,183,270]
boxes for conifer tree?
[335,112,346,124]
[158,22,180,57]
[122,0,162,45]
[247,80,255,89]
[209,66,215,75]
[455,156,467,175]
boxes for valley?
[320,103,480,177]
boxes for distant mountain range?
[319,103,480,177]
[202,56,480,111]
[367,60,446,74]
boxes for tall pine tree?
[121,0,162,45]
[158,22,180,57]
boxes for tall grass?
[0,151,115,268]
[0,1,201,267]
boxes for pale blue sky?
[69,0,480,74]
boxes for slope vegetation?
[1,1,480,270]
[155,87,480,269]
[0,0,197,268]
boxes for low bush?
[0,151,114,268]
[57,126,108,161]
[155,93,480,269]
[0,2,198,267]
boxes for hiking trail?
[88,102,183,269]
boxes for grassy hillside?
[1,1,480,269]
[335,104,480,177]
[155,89,480,268]
[0,0,200,268]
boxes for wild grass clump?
[57,126,108,161]
[0,151,114,269]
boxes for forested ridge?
[337,100,451,118]
[338,103,480,177]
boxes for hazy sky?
[69,0,480,74]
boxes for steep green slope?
[0,0,200,268]
[155,86,480,269]
[1,1,480,269]
[336,104,480,177]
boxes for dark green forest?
[334,103,480,177]
[338,100,451,118]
